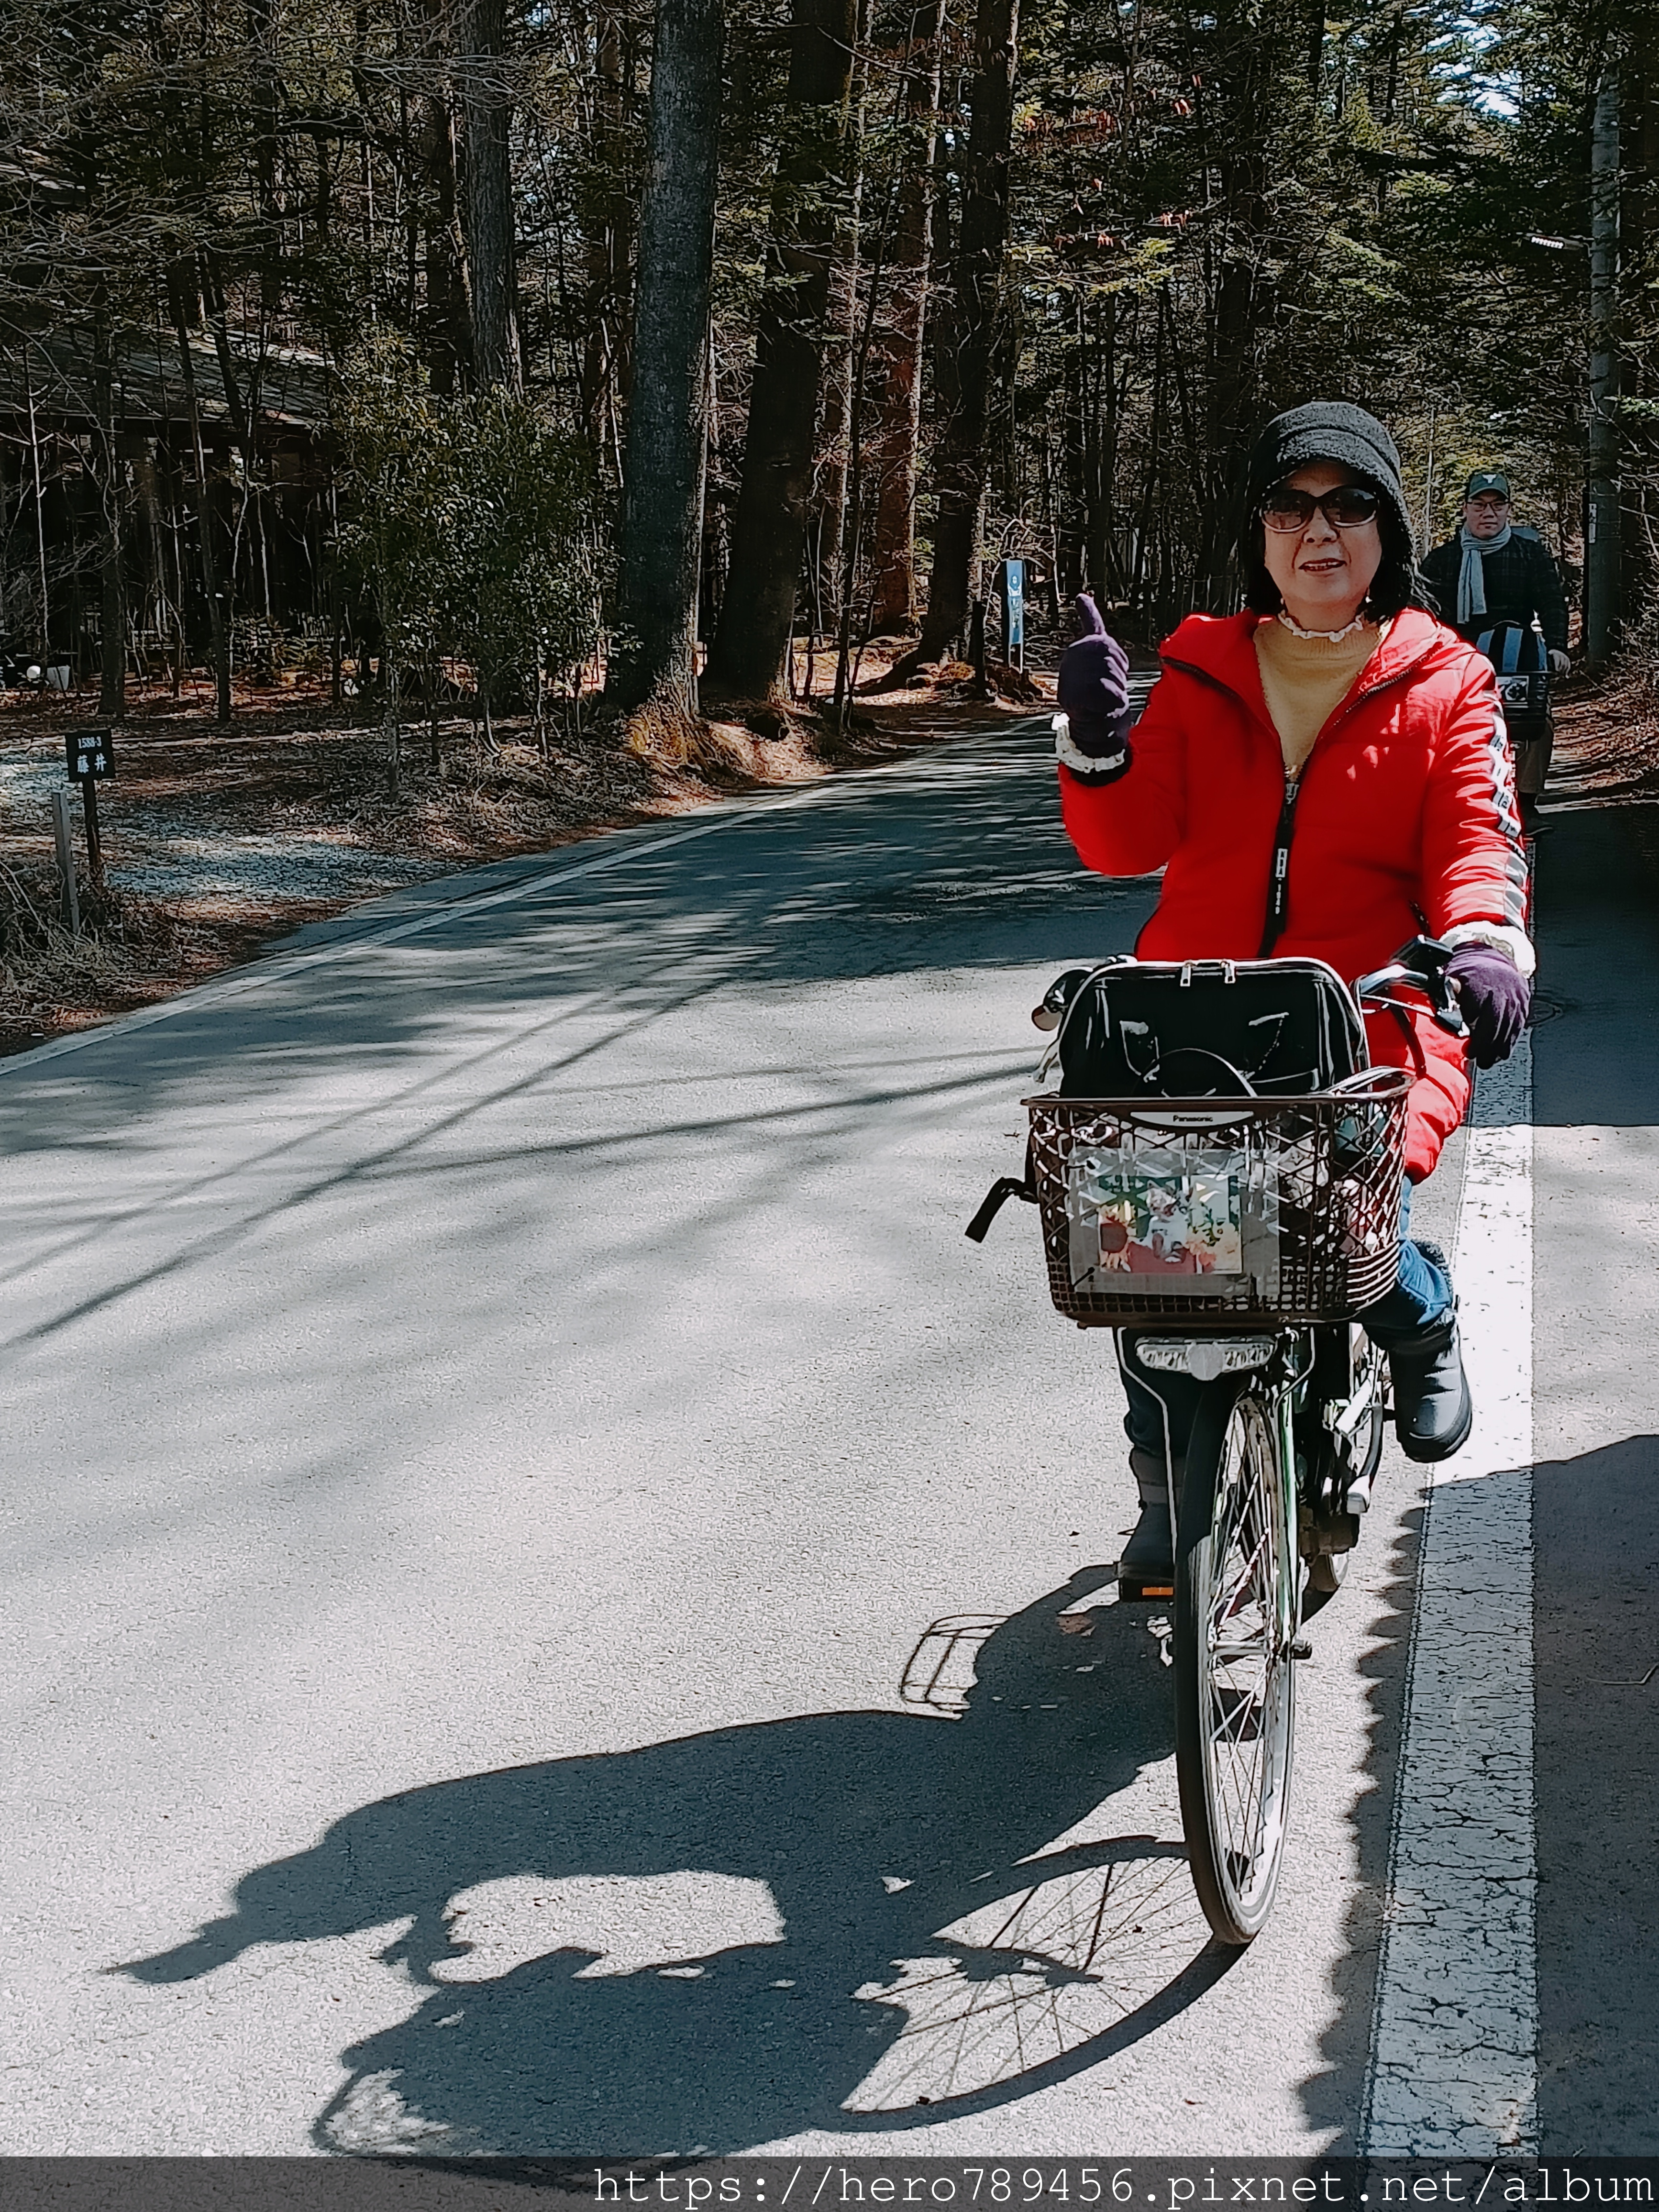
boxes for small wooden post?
[51,788,80,936]
[80,775,104,886]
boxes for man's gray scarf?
[1458,522,1512,625]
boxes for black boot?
[1118,1446,1182,1600]
[1389,1311,1473,1463]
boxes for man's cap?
[1465,470,1512,500]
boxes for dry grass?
[618,697,723,770]
[0,866,224,1046]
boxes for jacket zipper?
[1259,771,1302,958]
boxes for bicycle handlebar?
[1353,935,1468,1040]
[1029,938,1472,1048]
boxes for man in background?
[1421,469,1570,833]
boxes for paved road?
[0,728,1649,2156]
[1531,806,1659,2152]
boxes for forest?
[1,0,1655,751]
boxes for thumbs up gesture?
[1055,596,1133,778]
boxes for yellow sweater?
[1252,615,1389,781]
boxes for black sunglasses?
[1260,484,1381,532]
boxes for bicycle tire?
[1174,1375,1298,1945]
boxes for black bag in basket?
[1041,956,1367,1100]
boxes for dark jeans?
[1118,1181,1452,1461]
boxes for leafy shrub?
[334,334,605,741]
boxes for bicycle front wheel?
[1174,1377,1298,1945]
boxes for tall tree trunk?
[1618,39,1659,623]
[866,0,940,635]
[247,0,283,318]
[459,0,523,389]
[1078,291,1122,601]
[23,347,51,663]
[811,1,871,634]
[1191,1,1279,609]
[813,204,861,638]
[581,10,634,482]
[91,279,126,720]
[352,1,376,254]
[168,270,233,724]
[830,162,898,709]
[131,439,168,652]
[605,0,724,716]
[1586,62,1621,666]
[421,0,471,396]
[913,0,1019,662]
[201,250,274,621]
[1058,296,1086,602]
[705,0,859,701]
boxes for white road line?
[1363,1033,1536,2154]
[0,787,828,1082]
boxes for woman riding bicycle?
[1053,402,1532,1589]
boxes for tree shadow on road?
[120,1573,1233,2155]
[0,738,1156,1157]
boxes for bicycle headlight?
[1135,1336,1277,1381]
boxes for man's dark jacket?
[1419,531,1568,651]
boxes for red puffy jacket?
[1057,607,1529,1180]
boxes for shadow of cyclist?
[121,1572,1227,2153]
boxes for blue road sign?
[999,560,1026,670]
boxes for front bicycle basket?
[1024,1071,1412,1327]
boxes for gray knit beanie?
[1245,401,1415,561]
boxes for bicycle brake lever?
[1405,936,1469,1038]
[1356,937,1468,1040]
[1434,989,1470,1040]
[1032,966,1092,1031]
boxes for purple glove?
[1057,595,1132,771]
[1447,944,1531,1068]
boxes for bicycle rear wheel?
[1174,1376,1298,1945]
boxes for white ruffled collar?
[1274,608,1376,643]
